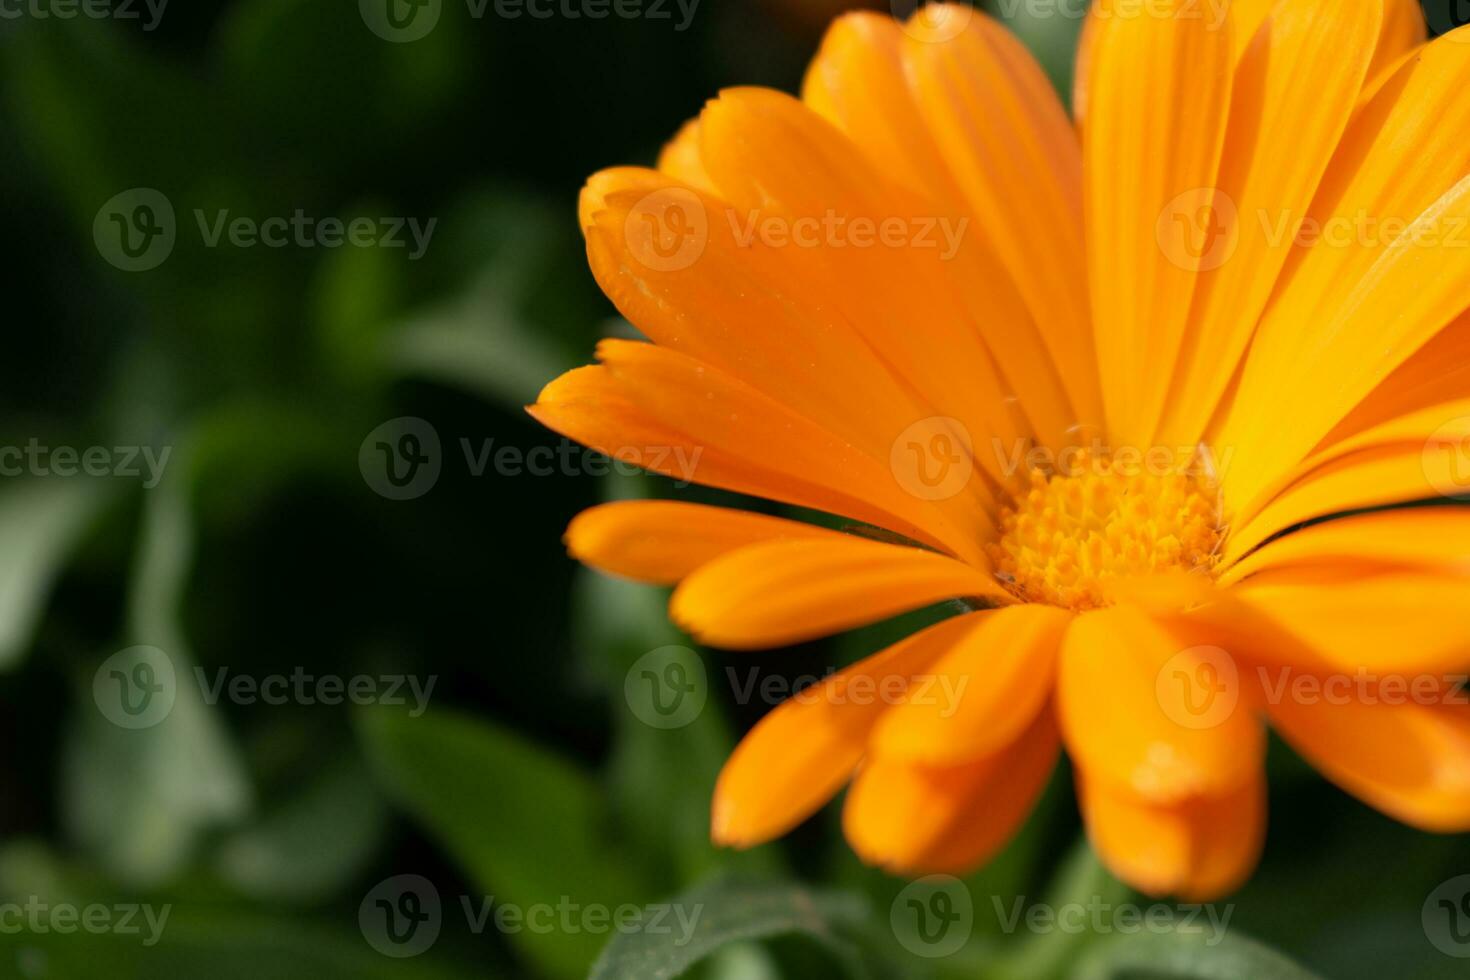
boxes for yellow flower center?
[988,451,1224,611]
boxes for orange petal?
[1371,0,1427,77]
[871,604,1070,764]
[1268,695,1470,833]
[1226,567,1470,677]
[1079,771,1265,901]
[655,118,714,192]
[528,365,967,559]
[843,707,1060,874]
[1083,0,1233,446]
[565,501,843,585]
[1157,0,1382,447]
[670,536,1007,650]
[581,168,959,486]
[1317,310,1470,447]
[692,86,1058,455]
[570,338,996,560]
[711,612,983,849]
[1222,436,1468,565]
[1222,33,1470,516]
[804,9,1099,430]
[1220,507,1470,585]
[1058,605,1263,805]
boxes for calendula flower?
[530,0,1470,900]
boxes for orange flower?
[530,1,1470,899]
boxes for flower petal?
[1058,605,1264,805]
[803,9,1099,431]
[711,612,983,849]
[692,86,1061,455]
[529,366,967,558]
[1222,31,1470,516]
[565,501,842,585]
[670,536,1007,650]
[1268,696,1470,832]
[844,707,1059,874]
[1157,0,1382,447]
[870,603,1070,764]
[1083,0,1234,446]
[1221,507,1470,585]
[1079,771,1265,901]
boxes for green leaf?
[215,758,389,903]
[0,477,109,669]
[380,192,581,411]
[1070,928,1324,980]
[979,841,1134,980]
[0,911,474,980]
[358,706,651,979]
[62,446,252,885]
[588,877,876,980]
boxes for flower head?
[531,0,1470,899]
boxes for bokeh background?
[3,1,1470,977]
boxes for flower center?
[987,451,1224,611]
